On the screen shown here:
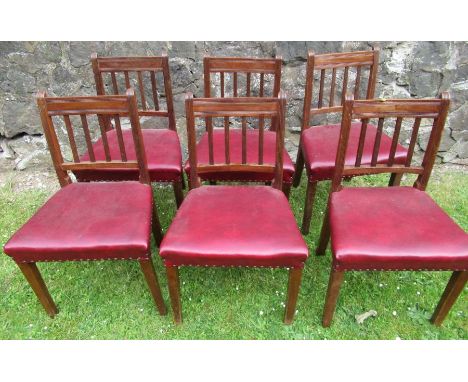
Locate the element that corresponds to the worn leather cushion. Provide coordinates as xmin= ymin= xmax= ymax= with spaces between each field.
xmin=75 ymin=129 xmax=182 ymax=182
xmin=184 ymin=129 xmax=295 ymax=183
xmin=160 ymin=186 xmax=308 ymax=267
xmin=4 ymin=182 xmax=153 ymax=263
xmin=330 ymin=187 xmax=468 ymax=271
xmin=302 ymin=123 xmax=408 ymax=181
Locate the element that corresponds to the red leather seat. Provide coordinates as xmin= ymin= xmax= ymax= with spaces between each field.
xmin=160 ymin=186 xmax=308 ymax=268
xmin=329 ymin=187 xmax=468 ymax=271
xmin=75 ymin=129 xmax=182 ymax=182
xmin=4 ymin=182 xmax=153 ymax=263
xmin=184 ymin=129 xmax=295 ymax=183
xmin=302 ymin=122 xmax=408 ymax=181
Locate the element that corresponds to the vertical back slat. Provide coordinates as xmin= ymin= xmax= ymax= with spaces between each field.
xmin=329 ymin=68 xmax=336 ymax=107
xmin=371 ymin=117 xmax=384 ymax=166
xmin=113 ymin=114 xmax=127 ymax=162
xmin=258 ymin=116 xmax=264 ymax=164
xmin=233 ymin=72 xmax=238 ymax=97
xmin=80 ymin=114 xmax=95 ymax=162
xmin=111 ymin=72 xmax=119 ymax=94
xmin=207 ymin=117 xmax=214 ymax=165
xmin=354 ymin=66 xmax=362 ymax=98
xmin=388 ymin=117 xmax=403 ymax=166
xmin=137 ymin=71 xmax=147 ymax=110
xmin=124 ymin=71 xmax=131 ymax=89
xmin=63 ymin=115 xmax=80 ymax=162
xmin=259 ymin=73 xmax=264 ymax=97
xmin=355 ymin=118 xmax=369 ymax=167
xmin=405 ymin=117 xmax=421 ymax=167
xmin=341 ymin=66 xmax=349 ymax=105
xmin=242 ymin=116 xmax=247 ymax=164
xmin=318 ymin=69 xmax=325 ymax=108
xmin=246 ymin=73 xmax=251 ymax=97
xmin=220 ymin=72 xmax=225 ymax=97
xmin=150 ymin=71 xmax=160 ymax=110
xmin=97 ymin=115 xmax=112 ymax=161
xmin=224 ymin=116 xmax=230 ymax=164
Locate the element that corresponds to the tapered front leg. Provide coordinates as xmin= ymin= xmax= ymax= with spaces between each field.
xmin=284 ymin=267 xmax=303 ymax=324
xmin=17 ymin=262 xmax=58 ymax=318
xmin=430 ymin=271 xmax=468 ymax=326
xmin=166 ymin=265 xmax=182 ymax=324
xmin=316 ymin=205 xmax=330 ymax=256
xmin=322 ymin=269 xmax=345 ymax=327
xmin=139 ymin=258 xmax=167 ymax=315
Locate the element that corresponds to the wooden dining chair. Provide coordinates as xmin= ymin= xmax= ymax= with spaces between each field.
xmin=184 ymin=56 xmax=296 ymax=198
xmin=160 ymin=92 xmax=309 ymax=324
xmin=317 ymin=92 xmax=468 ymax=327
xmin=73 ymin=53 xmax=184 ymax=207
xmin=293 ymin=49 xmax=408 ymax=234
xmin=3 ymin=89 xmax=167 ymax=317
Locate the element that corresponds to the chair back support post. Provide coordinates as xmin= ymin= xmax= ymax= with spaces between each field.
xmin=36 ymin=92 xmax=70 ymax=187
xmin=331 ymin=92 xmax=451 ymax=193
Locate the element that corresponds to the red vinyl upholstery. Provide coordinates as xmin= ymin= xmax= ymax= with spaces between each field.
xmin=4 ymin=182 xmax=153 ymax=263
xmin=75 ymin=129 xmax=182 ymax=182
xmin=184 ymin=129 xmax=295 ymax=183
xmin=329 ymin=187 xmax=468 ymax=271
xmin=160 ymin=186 xmax=308 ymax=268
xmin=302 ymin=122 xmax=408 ymax=181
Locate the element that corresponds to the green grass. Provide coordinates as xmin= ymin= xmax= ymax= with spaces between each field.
xmin=0 ymin=169 xmax=467 ymax=339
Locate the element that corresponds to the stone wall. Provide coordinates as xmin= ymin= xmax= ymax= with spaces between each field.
xmin=0 ymin=41 xmax=466 ymax=171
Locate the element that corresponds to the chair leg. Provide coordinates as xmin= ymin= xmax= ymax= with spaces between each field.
xmin=172 ymin=180 xmax=184 ymax=208
xmin=166 ymin=265 xmax=182 ymax=324
xmin=389 ymin=173 xmax=403 ymax=186
xmin=293 ymin=148 xmax=305 ymax=188
xmin=209 ymin=181 xmax=217 ymax=185
xmin=16 ymin=262 xmax=58 ymax=318
xmin=152 ymin=203 xmax=164 ymax=247
xmin=430 ymin=271 xmax=468 ymax=326
xmin=284 ymin=267 xmax=303 ymax=324
xmin=282 ymin=183 xmax=292 ymax=200
xmin=322 ymin=269 xmax=345 ymax=327
xmin=316 ymin=205 xmax=331 ymax=256
xmin=139 ymin=258 xmax=167 ymax=316
xmin=301 ymin=180 xmax=317 ymax=235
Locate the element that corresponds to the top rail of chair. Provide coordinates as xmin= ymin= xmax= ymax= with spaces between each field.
xmin=91 ymin=54 xmax=167 ymax=72
xmin=204 ymin=56 xmax=282 ymax=73
xmin=311 ymin=50 xmax=378 ymax=69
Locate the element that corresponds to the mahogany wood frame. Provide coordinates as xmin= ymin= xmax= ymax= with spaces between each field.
xmin=165 ymin=92 xmax=302 ymax=325
xmin=293 ymin=49 xmax=387 ymax=234
xmin=91 ymin=53 xmax=184 ymax=207
xmin=317 ymin=93 xmax=466 ymax=327
xmin=202 ymin=56 xmax=292 ymax=197
xmin=25 ymin=89 xmax=167 ymax=317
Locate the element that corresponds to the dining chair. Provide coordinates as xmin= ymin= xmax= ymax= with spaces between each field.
xmin=317 ymin=92 xmax=468 ymax=327
xmin=184 ymin=56 xmax=296 ymax=198
xmin=160 ymin=92 xmax=309 ymax=324
xmin=73 ymin=53 xmax=184 ymax=207
xmin=293 ymin=49 xmax=408 ymax=234
xmin=3 ymin=89 xmax=167 ymax=317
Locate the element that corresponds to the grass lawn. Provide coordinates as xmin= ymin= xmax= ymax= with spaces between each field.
xmin=0 ymin=168 xmax=467 ymax=340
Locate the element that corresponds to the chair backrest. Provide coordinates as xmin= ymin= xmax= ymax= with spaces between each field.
xmin=185 ymin=92 xmax=287 ymax=190
xmin=36 ymin=88 xmax=150 ymax=187
xmin=331 ymin=93 xmax=450 ymax=192
xmin=91 ymin=53 xmax=176 ymax=131
xmin=204 ymin=56 xmax=282 ymax=132
xmin=204 ymin=56 xmax=282 ymax=98
xmin=302 ymin=49 xmax=379 ymax=130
